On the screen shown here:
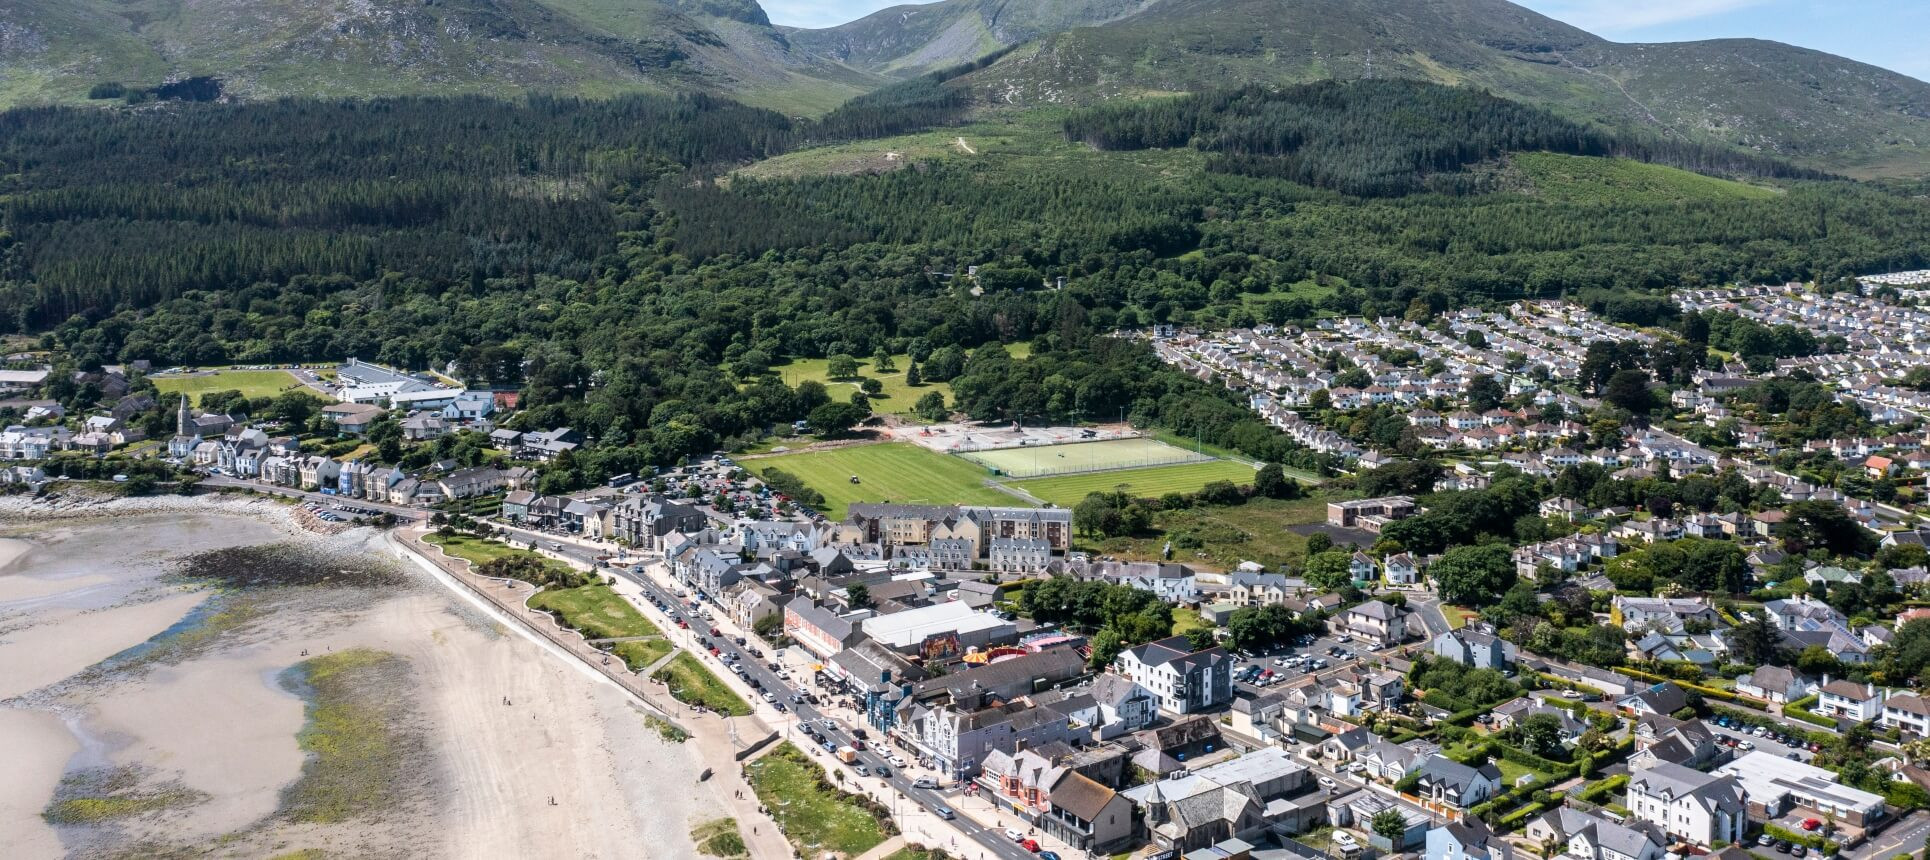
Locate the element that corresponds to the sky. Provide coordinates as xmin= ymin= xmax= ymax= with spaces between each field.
xmin=760 ymin=0 xmax=1929 ymax=83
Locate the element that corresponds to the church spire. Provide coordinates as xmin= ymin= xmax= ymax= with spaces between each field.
xmin=177 ymin=395 xmax=191 ymax=436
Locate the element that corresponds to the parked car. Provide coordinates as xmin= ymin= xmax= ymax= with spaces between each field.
xmin=1004 ymin=829 xmax=1025 ymax=842
xmin=913 ymin=778 xmax=939 ymax=789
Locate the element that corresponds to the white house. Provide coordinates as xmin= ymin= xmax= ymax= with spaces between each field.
xmin=1815 ymin=678 xmax=1884 ymax=722
xmin=1625 ymin=762 xmax=1746 ymax=847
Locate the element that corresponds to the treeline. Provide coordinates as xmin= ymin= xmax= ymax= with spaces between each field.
xmin=1062 ymin=80 xmax=1826 ymax=197
xmin=0 ymin=93 xmax=795 ymax=330
xmin=804 ymin=47 xmax=1015 ymax=143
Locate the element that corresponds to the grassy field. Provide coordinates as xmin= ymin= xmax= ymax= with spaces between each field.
xmin=613 ymin=638 xmax=675 ymax=671
xmin=1011 ymin=459 xmax=1259 ymax=506
xmin=767 ymin=342 xmax=1027 ymax=416
xmin=735 ymin=111 xmax=1202 ymax=181
xmin=652 ymin=653 xmax=752 ymax=716
xmin=753 ymin=443 xmax=1019 ymax=518
xmin=962 ymin=436 xmax=1208 ymax=477
xmin=1085 ymin=495 xmax=1334 ymax=569
xmin=151 ymin=369 xmax=323 ymax=404
xmin=1512 ymin=152 xmax=1781 ymax=204
xmin=747 ymin=743 xmax=892 ymax=857
xmin=527 ymin=585 xmax=660 ymax=641
xmin=423 ymin=533 xmax=577 ymax=579
xmin=1171 ymin=606 xmax=1213 ymax=637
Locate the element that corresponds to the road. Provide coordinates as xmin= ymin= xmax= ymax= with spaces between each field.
xmin=200 ymin=475 xmax=430 ymax=520
xmin=1848 ymin=810 xmax=1930 ymax=860
xmin=491 ymin=525 xmax=1047 ymax=860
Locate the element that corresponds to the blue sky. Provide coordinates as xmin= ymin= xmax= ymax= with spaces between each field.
xmin=761 ymin=0 xmax=1928 ymax=82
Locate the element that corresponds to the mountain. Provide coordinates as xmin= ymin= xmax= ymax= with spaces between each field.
xmin=781 ymin=0 xmax=1161 ymax=77
xmin=0 ymin=0 xmax=883 ymax=113
xmin=799 ymin=0 xmax=1930 ymax=175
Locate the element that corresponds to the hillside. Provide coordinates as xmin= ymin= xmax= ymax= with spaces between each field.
xmin=0 ymin=0 xmax=882 ymax=113
xmin=801 ymin=0 xmax=1930 ymax=175
xmin=782 ymin=0 xmax=1161 ymax=76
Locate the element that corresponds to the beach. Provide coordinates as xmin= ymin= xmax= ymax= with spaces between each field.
xmin=0 ymin=495 xmax=725 ymax=859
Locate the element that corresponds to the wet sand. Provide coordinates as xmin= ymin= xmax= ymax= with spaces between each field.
xmin=0 ymin=496 xmax=719 ymax=859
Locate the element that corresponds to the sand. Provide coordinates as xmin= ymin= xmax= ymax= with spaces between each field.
xmin=0 ymin=497 xmax=724 ymax=859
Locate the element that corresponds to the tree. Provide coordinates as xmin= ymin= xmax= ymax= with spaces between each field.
xmin=1516 ymin=712 xmax=1565 ymax=757
xmin=1796 ymin=644 xmax=1841 ymax=678
xmin=1465 ymin=374 xmax=1504 ymax=412
xmin=872 ymin=348 xmax=896 ymax=373
xmin=1254 ymin=463 xmax=1300 ymax=499
xmin=1605 ymin=369 xmax=1654 ymax=413
xmin=1088 ymin=627 xmax=1125 ymax=670
xmin=905 ymin=363 xmax=922 ymax=386
xmin=845 ymin=583 xmax=873 ymax=609
xmin=1727 ymin=614 xmax=1784 ymax=666
xmin=1430 ymin=544 xmax=1516 ymax=607
xmin=1305 ymin=533 xmax=1334 ymax=556
xmin=914 ymin=390 xmax=948 ymax=422
xmin=752 ymin=613 xmax=783 ymax=638
xmin=1371 ymin=809 xmax=1408 ymax=843
xmin=1227 ymin=604 xmax=1296 ymax=652
xmin=827 ymin=354 xmax=860 ymax=379
xmin=1783 ymin=501 xmax=1875 ymax=557
xmin=1306 ymin=551 xmax=1354 ymax=591
xmin=808 ymin=401 xmax=868 ymax=437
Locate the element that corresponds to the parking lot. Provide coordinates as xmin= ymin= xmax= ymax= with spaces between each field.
xmin=1232 ymin=633 xmax=1369 ymax=691
xmin=1708 ymin=716 xmax=1820 ymax=763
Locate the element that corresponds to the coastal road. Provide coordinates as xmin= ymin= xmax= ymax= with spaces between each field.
xmin=489 ymin=529 xmax=1048 ymax=860
xmin=198 ymin=475 xmax=431 ymax=521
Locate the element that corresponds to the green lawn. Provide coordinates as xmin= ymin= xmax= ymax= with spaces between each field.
xmin=652 ymin=653 xmax=752 ymax=716
xmin=747 ymin=743 xmax=892 ymax=857
xmin=1171 ymin=606 xmax=1213 ymax=636
xmin=753 ymin=442 xmax=1021 ymax=519
xmin=1012 ymin=459 xmax=1260 ymax=506
xmin=1086 ymin=495 xmax=1335 ymax=569
xmin=527 ymin=585 xmax=660 ymax=640
xmin=424 ymin=533 xmax=575 ymax=578
xmin=613 ymin=638 xmax=675 ymax=671
xmin=766 ymin=342 xmax=1027 ymax=416
xmin=152 ymin=369 xmax=326 ymax=404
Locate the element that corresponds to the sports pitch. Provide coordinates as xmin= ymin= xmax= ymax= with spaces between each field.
xmin=1011 ymin=460 xmax=1260 ymax=507
xmin=754 ymin=443 xmax=1017 ymax=518
xmin=959 ymin=437 xmax=1210 ymax=478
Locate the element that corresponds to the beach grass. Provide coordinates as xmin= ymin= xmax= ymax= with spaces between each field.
xmin=693 ymin=818 xmax=749 ymax=858
xmin=152 ymin=369 xmax=324 ymax=405
xmin=754 ymin=443 xmax=1017 ymax=519
xmin=1010 ymin=459 xmax=1259 ymax=506
xmin=651 ymin=653 xmax=752 ymax=716
xmin=747 ymin=743 xmax=892 ymax=857
xmin=613 ymin=637 xmax=674 ymax=670
xmin=528 ymin=585 xmax=660 ymax=641
xmin=281 ymin=648 xmax=417 ymax=824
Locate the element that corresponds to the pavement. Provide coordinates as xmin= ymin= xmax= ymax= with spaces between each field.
xmin=1847 ymin=810 xmax=1930 ymax=860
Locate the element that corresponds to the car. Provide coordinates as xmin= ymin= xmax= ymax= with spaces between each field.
xmin=1758 ymin=836 xmax=1775 ymax=848
xmin=821 ymin=741 xmax=837 ymax=753
xmin=1040 ymin=852 xmax=1061 ymax=860
xmin=1005 ymin=829 xmax=1025 ymax=842
xmin=1560 ymin=690 xmax=1583 ymax=699
xmin=773 ymin=702 xmax=787 ymax=713
xmin=874 ymin=764 xmax=890 ymax=777
xmin=889 ymin=755 xmax=907 ymax=767
xmin=1801 ymin=819 xmax=1823 ymax=832
xmin=762 ymin=692 xmax=776 ymax=702
xmin=1317 ymin=776 xmax=1336 ymax=789
xmin=1333 ymin=833 xmax=1359 ymax=849
xmin=850 ymin=740 xmax=865 ymax=750
xmin=1774 ymin=841 xmax=1791 ymax=854
xmin=1794 ymin=847 xmax=1808 ymax=858
xmin=913 ymin=778 xmax=939 ymax=789
xmin=1739 ymin=741 xmax=1755 ymax=750
xmin=929 ymin=804 xmax=955 ymax=820
xmin=1022 ymin=840 xmax=1041 ymax=854
xmin=1787 ymin=752 xmax=1801 ymax=760
xmin=853 ymin=764 xmax=869 ymax=776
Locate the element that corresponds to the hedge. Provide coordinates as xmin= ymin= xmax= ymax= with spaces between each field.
xmin=1576 ymin=774 xmax=1629 ymax=805
xmin=1762 ymin=823 xmax=1834 ymax=852
xmin=1781 ymin=695 xmax=1840 ymax=728
xmin=1613 ymin=665 xmax=1766 ymax=711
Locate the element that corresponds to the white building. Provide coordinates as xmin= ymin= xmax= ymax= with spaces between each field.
xmin=1625 ymin=762 xmax=1746 ymax=847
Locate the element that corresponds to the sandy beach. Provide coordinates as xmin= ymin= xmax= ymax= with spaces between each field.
xmin=0 ymin=495 xmax=723 ymax=859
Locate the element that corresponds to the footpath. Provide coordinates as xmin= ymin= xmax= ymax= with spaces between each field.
xmin=394 ymin=527 xmax=795 ymax=860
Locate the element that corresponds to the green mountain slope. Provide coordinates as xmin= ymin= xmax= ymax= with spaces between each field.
xmin=782 ymin=0 xmax=1162 ymax=76
xmin=0 ymin=0 xmax=881 ymax=113
xmin=803 ymin=0 xmax=1930 ymax=175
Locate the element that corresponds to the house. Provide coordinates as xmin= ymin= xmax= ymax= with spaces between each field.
xmin=1327 ymin=496 xmax=1418 ymax=532
xmin=1734 ymin=666 xmax=1810 ymax=705
xmin=1617 ymin=682 xmax=1689 ymax=717
xmin=782 ymin=601 xmax=866 ymax=659
xmin=441 ymin=390 xmax=496 ymax=422
xmin=1524 ymin=808 xmax=1666 ymax=860
xmin=400 ymin=411 xmax=451 ymax=441
xmin=1122 ymin=749 xmax=1312 ymax=853
xmin=1431 ymin=629 xmax=1515 ymax=671
xmin=322 ymin=402 xmax=386 ymax=435
xmin=1090 ymin=674 xmax=1159 ymax=737
xmin=1038 ymin=770 xmax=1134 ymax=852
xmin=1383 ymin=552 xmax=1421 ymax=586
xmin=1489 ymin=697 xmax=1584 ymax=744
xmin=1414 ymin=755 xmax=1502 ymax=809
xmin=1804 ymin=565 xmax=1862 ymax=587
xmin=1625 ymin=762 xmax=1746 ymax=847
xmin=1227 ymin=571 xmax=1296 ymax=606
xmin=1425 ymin=819 xmax=1513 ymax=860
xmin=1630 ymin=715 xmax=1719 ymax=771
xmin=1112 ymin=636 xmax=1235 ymax=716
xmin=1328 ymin=599 xmax=1413 ymax=647
xmin=1716 ymin=751 xmax=1887 ymax=828
xmin=1815 ymin=678 xmax=1884 ymax=722
xmin=1881 ymin=693 xmax=1930 ymax=738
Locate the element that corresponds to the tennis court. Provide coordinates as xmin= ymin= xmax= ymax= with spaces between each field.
xmin=959 ymin=437 xmax=1212 ymax=478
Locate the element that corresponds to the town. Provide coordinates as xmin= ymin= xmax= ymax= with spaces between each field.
xmin=9 ymin=278 xmax=1930 ymax=860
